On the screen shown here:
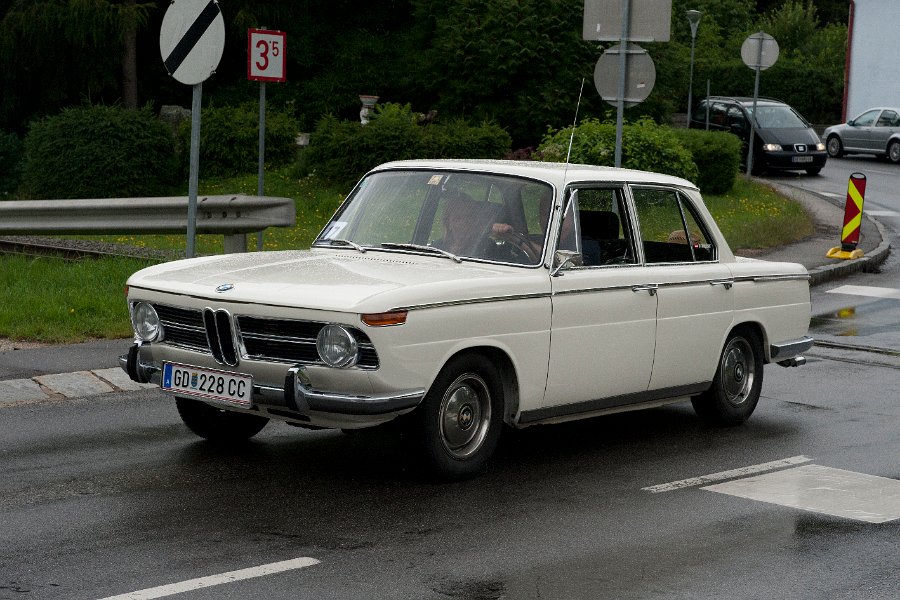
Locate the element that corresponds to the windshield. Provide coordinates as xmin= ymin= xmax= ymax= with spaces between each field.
xmin=315 ymin=169 xmax=554 ymax=266
xmin=748 ymin=104 xmax=808 ymax=129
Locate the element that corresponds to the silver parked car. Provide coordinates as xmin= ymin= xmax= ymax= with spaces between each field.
xmin=823 ymin=108 xmax=900 ymax=163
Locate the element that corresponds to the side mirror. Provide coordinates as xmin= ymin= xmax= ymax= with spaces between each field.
xmin=550 ymin=250 xmax=580 ymax=277
xmin=847 ymin=119 xmax=856 ymax=127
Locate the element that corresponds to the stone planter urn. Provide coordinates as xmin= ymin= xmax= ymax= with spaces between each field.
xmin=359 ymin=95 xmax=379 ymax=125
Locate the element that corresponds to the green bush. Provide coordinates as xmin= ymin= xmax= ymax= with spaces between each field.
xmin=671 ymin=128 xmax=742 ymax=194
xmin=537 ymin=118 xmax=699 ymax=183
xmin=0 ymin=131 xmax=23 ymax=198
xmin=21 ymin=105 xmax=177 ymax=199
xmin=179 ymin=104 xmax=300 ymax=177
xmin=300 ymin=103 xmax=512 ymax=184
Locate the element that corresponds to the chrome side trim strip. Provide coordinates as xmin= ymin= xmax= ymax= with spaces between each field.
xmin=391 ymin=292 xmax=550 ymax=312
xmin=733 ymin=273 xmax=811 ymax=283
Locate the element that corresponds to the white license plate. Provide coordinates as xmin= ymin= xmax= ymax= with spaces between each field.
xmin=792 ymin=156 xmax=813 ymax=163
xmin=162 ymin=362 xmax=253 ymax=406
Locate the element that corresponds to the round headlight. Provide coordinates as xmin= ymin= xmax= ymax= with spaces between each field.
xmin=132 ymin=302 xmax=163 ymax=342
xmin=316 ymin=324 xmax=359 ymax=368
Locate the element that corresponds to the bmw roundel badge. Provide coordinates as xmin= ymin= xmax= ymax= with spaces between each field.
xmin=215 ymin=283 xmax=234 ymax=293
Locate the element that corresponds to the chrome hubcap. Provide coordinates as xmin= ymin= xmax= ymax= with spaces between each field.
xmin=722 ymin=337 xmax=755 ymax=406
xmin=439 ymin=373 xmax=491 ymax=459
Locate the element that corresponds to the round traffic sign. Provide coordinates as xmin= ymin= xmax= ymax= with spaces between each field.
xmin=593 ymin=43 xmax=656 ymax=108
xmin=741 ymin=31 xmax=779 ymax=71
xmin=160 ymin=0 xmax=225 ymax=85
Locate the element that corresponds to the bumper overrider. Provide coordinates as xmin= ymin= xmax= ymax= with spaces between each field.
xmin=120 ymin=343 xmax=425 ymax=417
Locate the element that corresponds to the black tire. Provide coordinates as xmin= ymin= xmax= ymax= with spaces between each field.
xmin=176 ymin=397 xmax=269 ymax=442
xmin=806 ymin=167 xmax=821 ymax=175
xmin=691 ymin=329 xmax=764 ymax=426
xmin=888 ymin=140 xmax=900 ymax=164
xmin=412 ymin=354 xmax=504 ymax=480
xmin=826 ymin=135 xmax=843 ymax=158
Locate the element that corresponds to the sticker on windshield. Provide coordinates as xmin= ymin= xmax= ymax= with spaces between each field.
xmin=427 ymin=175 xmax=444 ymax=186
xmin=321 ymin=221 xmax=348 ymax=240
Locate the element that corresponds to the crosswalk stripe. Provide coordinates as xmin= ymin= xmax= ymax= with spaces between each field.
xmin=827 ymin=285 xmax=900 ymax=300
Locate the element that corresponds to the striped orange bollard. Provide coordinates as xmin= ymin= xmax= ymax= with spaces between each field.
xmin=826 ymin=172 xmax=866 ymax=260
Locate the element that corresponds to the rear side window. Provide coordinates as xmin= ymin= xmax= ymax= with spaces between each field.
xmin=631 ymin=187 xmax=716 ymax=263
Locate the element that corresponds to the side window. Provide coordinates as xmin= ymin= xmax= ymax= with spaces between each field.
xmin=631 ymin=187 xmax=716 ymax=264
xmin=853 ymin=110 xmax=879 ymax=127
xmin=559 ymin=187 xmax=636 ymax=267
xmin=709 ymin=102 xmax=728 ymax=127
xmin=877 ymin=110 xmax=898 ymax=127
xmin=726 ymin=106 xmax=746 ymax=130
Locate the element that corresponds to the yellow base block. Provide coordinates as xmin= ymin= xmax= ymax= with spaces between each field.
xmin=826 ymin=247 xmax=865 ymax=260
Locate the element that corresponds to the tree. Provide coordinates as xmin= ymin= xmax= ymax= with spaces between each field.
xmin=0 ymin=0 xmax=154 ymax=130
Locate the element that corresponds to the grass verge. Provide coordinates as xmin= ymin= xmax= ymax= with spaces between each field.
xmin=0 ymin=171 xmax=813 ymax=343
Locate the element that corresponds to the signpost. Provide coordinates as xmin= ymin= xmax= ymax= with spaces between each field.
xmin=741 ymin=31 xmax=779 ymax=176
xmin=583 ymin=0 xmax=670 ymax=167
xmin=160 ymin=0 xmax=225 ymax=258
xmin=248 ymin=28 xmax=287 ymax=250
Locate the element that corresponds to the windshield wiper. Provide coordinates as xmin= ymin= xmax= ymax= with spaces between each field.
xmin=379 ymin=242 xmax=462 ymax=263
xmin=319 ymin=238 xmax=367 ymax=253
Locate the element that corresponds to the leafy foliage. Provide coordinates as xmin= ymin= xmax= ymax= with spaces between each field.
xmin=671 ymin=128 xmax=742 ymax=194
xmin=178 ymin=103 xmax=300 ymax=177
xmin=21 ymin=105 xmax=177 ymax=199
xmin=0 ymin=130 xmax=23 ymax=198
xmin=300 ymin=103 xmax=512 ymax=185
xmin=537 ymin=118 xmax=699 ymax=183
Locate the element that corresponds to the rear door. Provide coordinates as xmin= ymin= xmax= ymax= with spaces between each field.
xmin=629 ymin=186 xmax=734 ymax=392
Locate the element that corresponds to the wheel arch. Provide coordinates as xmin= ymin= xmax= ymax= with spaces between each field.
xmin=728 ymin=320 xmax=768 ymax=362
xmin=435 ymin=346 xmax=520 ymax=427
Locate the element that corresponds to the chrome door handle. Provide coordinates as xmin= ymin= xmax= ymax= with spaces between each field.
xmin=632 ymin=284 xmax=658 ymax=296
xmin=709 ymin=279 xmax=734 ymax=290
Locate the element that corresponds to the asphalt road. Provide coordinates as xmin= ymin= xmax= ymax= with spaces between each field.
xmin=2 ymin=157 xmax=900 ymax=600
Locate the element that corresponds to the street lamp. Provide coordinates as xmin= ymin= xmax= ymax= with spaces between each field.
xmin=686 ymin=10 xmax=702 ymax=122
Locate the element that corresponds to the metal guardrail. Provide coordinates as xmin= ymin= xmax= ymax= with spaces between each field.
xmin=0 ymin=195 xmax=296 ymax=253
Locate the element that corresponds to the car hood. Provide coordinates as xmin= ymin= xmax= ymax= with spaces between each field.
xmin=759 ymin=127 xmax=821 ymax=147
xmin=126 ymin=249 xmax=547 ymax=313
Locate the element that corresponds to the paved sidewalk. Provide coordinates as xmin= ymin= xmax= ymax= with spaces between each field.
xmin=0 ymin=182 xmax=891 ymax=402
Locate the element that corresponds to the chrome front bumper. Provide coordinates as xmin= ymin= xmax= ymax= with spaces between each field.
xmin=119 ymin=344 xmax=425 ymax=416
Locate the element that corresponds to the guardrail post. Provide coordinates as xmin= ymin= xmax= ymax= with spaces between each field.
xmin=223 ymin=233 xmax=248 ymax=253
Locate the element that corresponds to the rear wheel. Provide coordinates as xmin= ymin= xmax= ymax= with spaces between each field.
xmin=826 ymin=135 xmax=843 ymax=158
xmin=176 ymin=398 xmax=269 ymax=442
xmin=691 ymin=329 xmax=764 ymax=426
xmin=888 ymin=140 xmax=900 ymax=164
xmin=412 ymin=354 xmax=504 ymax=480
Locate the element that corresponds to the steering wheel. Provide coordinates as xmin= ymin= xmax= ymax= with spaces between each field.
xmin=492 ymin=230 xmax=539 ymax=264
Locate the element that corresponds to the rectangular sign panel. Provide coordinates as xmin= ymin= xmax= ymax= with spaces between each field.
xmin=248 ymin=28 xmax=286 ymax=82
xmin=583 ymin=0 xmax=672 ymax=42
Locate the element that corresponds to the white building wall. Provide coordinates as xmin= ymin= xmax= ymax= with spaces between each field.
xmin=846 ymin=0 xmax=900 ymax=119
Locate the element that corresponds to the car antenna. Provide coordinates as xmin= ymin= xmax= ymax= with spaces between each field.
xmin=565 ymin=78 xmax=586 ymax=169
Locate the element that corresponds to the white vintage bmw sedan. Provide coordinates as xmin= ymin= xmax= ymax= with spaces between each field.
xmin=122 ymin=159 xmax=812 ymax=479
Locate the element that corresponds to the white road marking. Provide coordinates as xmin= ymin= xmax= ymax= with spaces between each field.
xmin=826 ymin=284 xmax=900 ymax=300
xmin=96 ymin=557 xmax=320 ymax=600
xmin=704 ymin=464 xmax=900 ymax=524
xmin=865 ymin=210 xmax=900 ymax=217
xmin=642 ymin=455 xmax=811 ymax=493
xmin=819 ymin=191 xmax=842 ymax=198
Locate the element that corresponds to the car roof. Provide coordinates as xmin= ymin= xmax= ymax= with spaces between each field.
xmin=372 ymin=159 xmax=698 ymax=191
xmin=704 ymin=96 xmax=787 ymax=107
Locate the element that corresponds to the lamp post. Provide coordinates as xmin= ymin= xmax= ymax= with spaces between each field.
xmin=686 ymin=10 xmax=702 ymax=121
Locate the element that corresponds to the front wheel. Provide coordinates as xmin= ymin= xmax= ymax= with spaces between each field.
xmin=888 ymin=140 xmax=900 ymax=164
xmin=176 ymin=398 xmax=269 ymax=442
xmin=691 ymin=329 xmax=764 ymax=426
xmin=826 ymin=135 xmax=843 ymax=158
xmin=412 ymin=354 xmax=504 ymax=480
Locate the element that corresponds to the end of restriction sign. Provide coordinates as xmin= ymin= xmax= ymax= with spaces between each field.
xmin=248 ymin=29 xmax=286 ymax=82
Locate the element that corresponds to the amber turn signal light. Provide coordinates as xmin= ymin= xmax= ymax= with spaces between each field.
xmin=361 ymin=311 xmax=408 ymax=326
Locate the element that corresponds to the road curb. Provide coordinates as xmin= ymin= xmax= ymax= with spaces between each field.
xmin=761 ymin=179 xmax=892 ymax=287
